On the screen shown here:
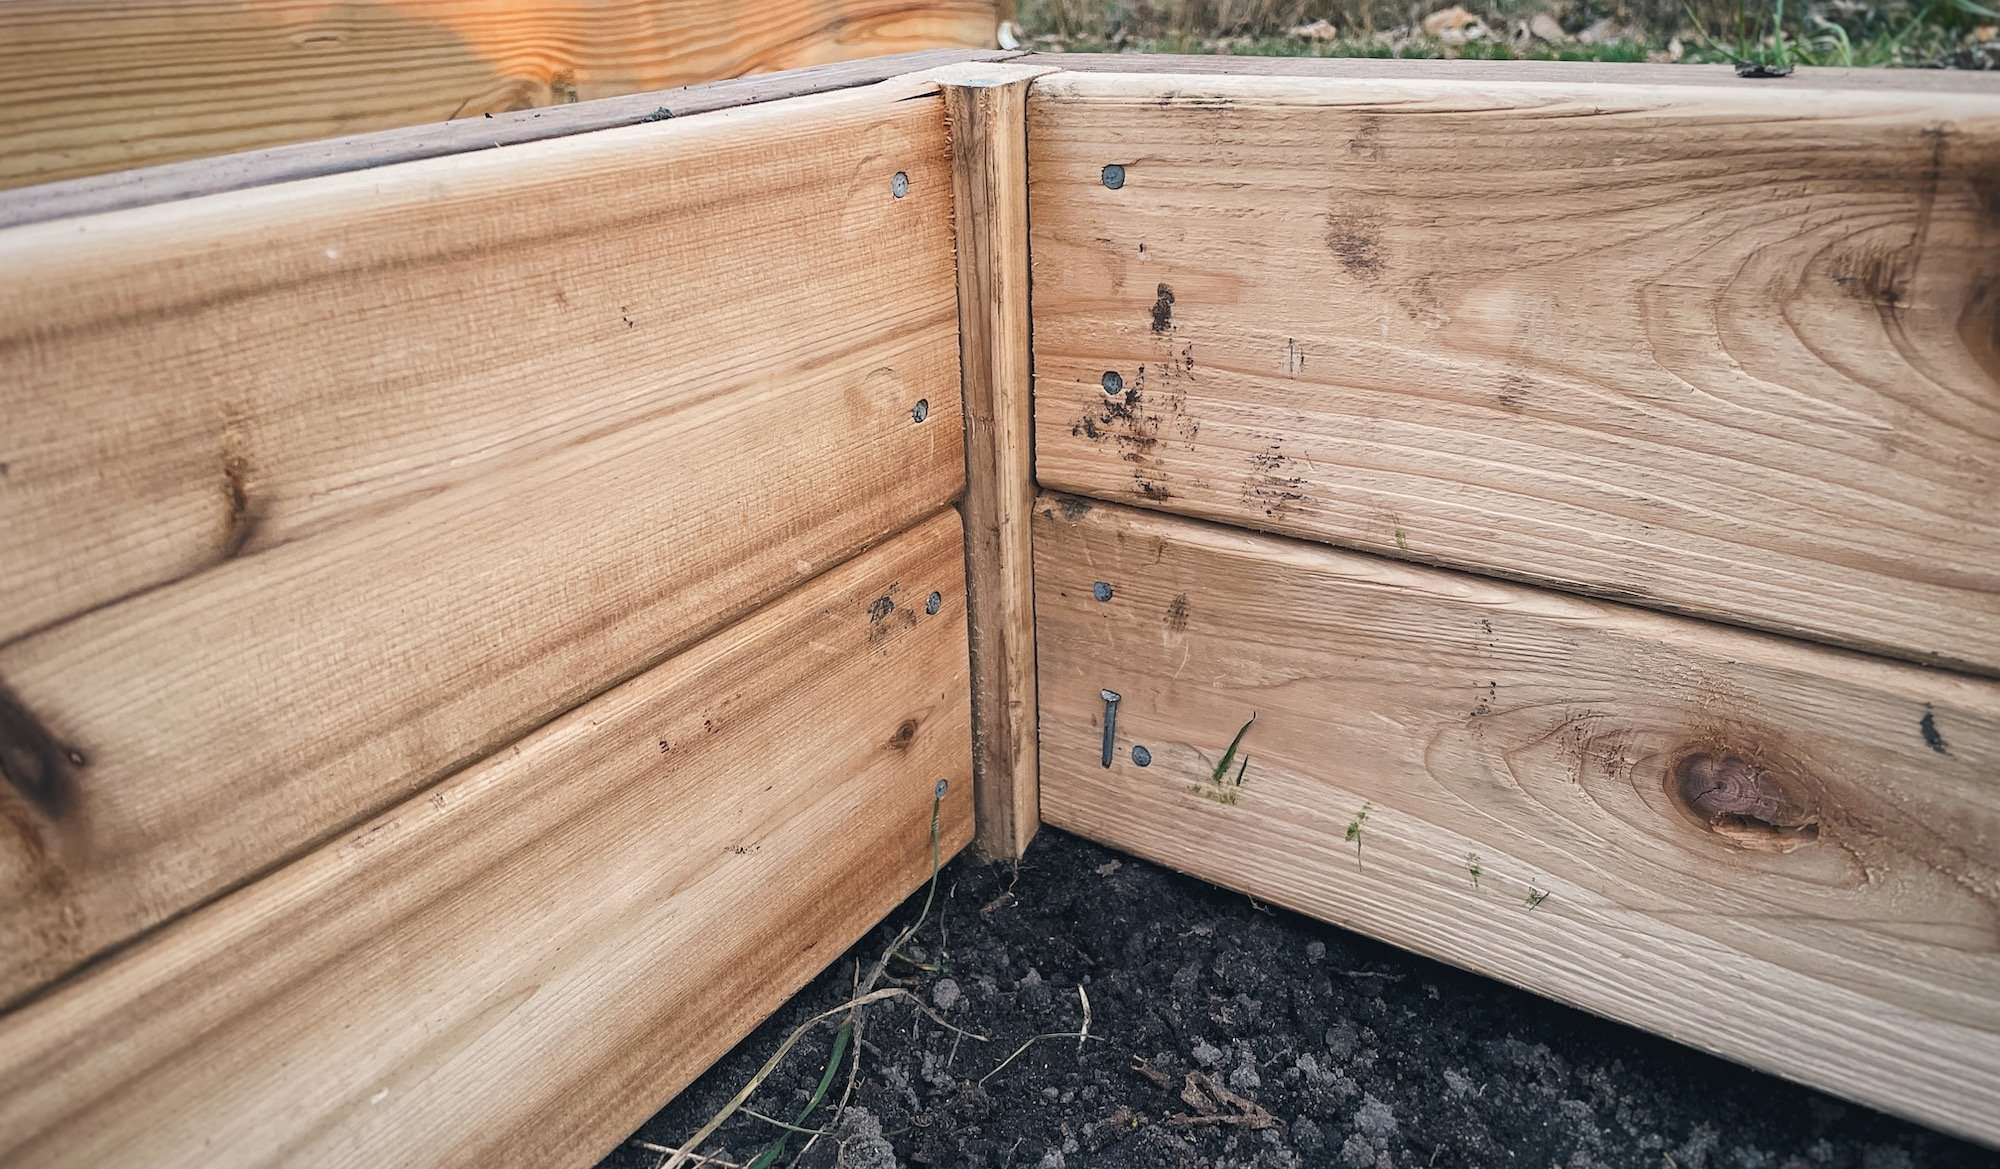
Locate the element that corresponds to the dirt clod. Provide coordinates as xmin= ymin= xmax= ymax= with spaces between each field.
xmin=836 ymin=1107 xmax=898 ymax=1169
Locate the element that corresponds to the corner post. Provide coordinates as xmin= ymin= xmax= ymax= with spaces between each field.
xmin=936 ymin=63 xmax=1056 ymax=860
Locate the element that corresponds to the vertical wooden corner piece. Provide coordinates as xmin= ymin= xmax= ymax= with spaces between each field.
xmin=940 ymin=67 xmax=1052 ymax=861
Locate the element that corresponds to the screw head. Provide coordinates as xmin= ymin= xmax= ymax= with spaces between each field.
xmin=925 ymin=591 xmax=943 ymax=615
xmin=1101 ymin=164 xmax=1126 ymax=190
xmin=1100 ymin=370 xmax=1124 ymax=396
xmin=1132 ymin=745 xmax=1152 ymax=767
xmin=1091 ymin=581 xmax=1113 ymax=603
xmin=891 ymin=171 xmax=910 ymax=198
xmin=911 ymin=398 xmax=929 ymax=423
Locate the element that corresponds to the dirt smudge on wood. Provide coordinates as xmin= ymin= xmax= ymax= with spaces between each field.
xmin=217 ymin=411 xmax=258 ymax=560
xmin=1070 ymin=366 xmax=1189 ymax=503
xmin=1325 ymin=210 xmax=1385 ymax=280
xmin=1348 ymin=114 xmax=1385 ymax=162
xmin=1921 ymin=705 xmax=1950 ymax=755
xmin=1242 ymin=443 xmax=1309 ymax=520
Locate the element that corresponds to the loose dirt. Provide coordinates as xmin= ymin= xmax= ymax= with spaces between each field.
xmin=600 ymin=829 xmax=1998 ymax=1169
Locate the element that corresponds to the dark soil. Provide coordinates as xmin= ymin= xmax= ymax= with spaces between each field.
xmin=600 ymin=829 xmax=1999 ymax=1169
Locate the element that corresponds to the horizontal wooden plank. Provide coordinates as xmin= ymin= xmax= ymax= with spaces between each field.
xmin=1016 ymin=52 xmax=2000 ymax=93
xmin=0 ymin=79 xmax=963 ymax=1004
xmin=0 ymin=48 xmax=1016 ymax=231
xmin=0 ymin=508 xmax=974 ymax=1169
xmin=0 ymin=74 xmax=956 ymax=646
xmin=1028 ymin=69 xmax=2000 ymax=675
xmin=0 ymin=0 xmax=996 ymax=190
xmin=1033 ymin=495 xmax=2000 ymax=1145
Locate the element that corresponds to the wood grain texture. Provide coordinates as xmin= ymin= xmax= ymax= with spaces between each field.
xmin=0 ymin=509 xmax=974 ymax=1169
xmin=0 ymin=79 xmax=963 ymax=1005
xmin=940 ymin=62 xmax=1057 ymax=859
xmin=0 ymin=48 xmax=1016 ymax=231
xmin=1028 ymin=70 xmax=2000 ymax=675
xmin=1033 ymin=495 xmax=2000 ymax=1144
xmin=1017 ymin=51 xmax=2000 ymax=92
xmin=0 ymin=0 xmax=997 ymax=189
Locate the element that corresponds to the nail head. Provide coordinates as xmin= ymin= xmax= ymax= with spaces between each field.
xmin=1100 ymin=370 xmax=1124 ymax=395
xmin=925 ymin=591 xmax=943 ymax=615
xmin=1092 ymin=581 xmax=1113 ymax=603
xmin=1132 ymin=745 xmax=1152 ymax=767
xmin=891 ymin=171 xmax=910 ymax=198
xmin=1101 ymin=164 xmax=1126 ymax=190
xmin=934 ymin=778 xmax=949 ymax=798
xmin=912 ymin=398 xmax=929 ymax=423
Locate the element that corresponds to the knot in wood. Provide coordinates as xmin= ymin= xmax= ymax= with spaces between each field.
xmin=1671 ymin=751 xmax=1820 ymax=852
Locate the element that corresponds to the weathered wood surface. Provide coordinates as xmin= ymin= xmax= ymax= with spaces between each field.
xmin=1028 ymin=69 xmax=2000 ymax=675
xmin=941 ymin=62 xmax=1056 ymax=859
xmin=1033 ymin=495 xmax=2000 ymax=1145
xmin=0 ymin=510 xmax=974 ymax=1169
xmin=1017 ymin=51 xmax=2000 ymax=91
xmin=0 ymin=79 xmax=963 ymax=1005
xmin=0 ymin=0 xmax=997 ymax=189
xmin=0 ymin=48 xmax=1015 ymax=231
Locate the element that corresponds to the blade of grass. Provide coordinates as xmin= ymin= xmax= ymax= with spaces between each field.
xmin=790 ymin=788 xmax=955 ymax=1167
xmin=664 ymin=989 xmax=904 ymax=1169
xmin=1684 ymin=0 xmax=1749 ymax=64
xmin=1211 ymin=714 xmax=1257 ymax=785
xmin=737 ymin=1108 xmax=828 ymax=1138
xmin=635 ymin=1141 xmax=742 ymax=1168
xmin=744 ymin=1023 xmax=850 ymax=1169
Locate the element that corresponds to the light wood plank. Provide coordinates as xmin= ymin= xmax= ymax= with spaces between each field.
xmin=0 ymin=509 xmax=973 ymax=1169
xmin=0 ymin=0 xmax=997 ymax=189
xmin=1034 ymin=495 xmax=2000 ymax=1145
xmin=0 ymin=79 xmax=963 ymax=1004
xmin=0 ymin=48 xmax=1017 ymax=231
xmin=1017 ymin=52 xmax=2000 ymax=92
xmin=1028 ymin=69 xmax=2000 ymax=675
xmin=940 ymin=61 xmax=1057 ymax=859
xmin=0 ymin=75 xmax=955 ymax=646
